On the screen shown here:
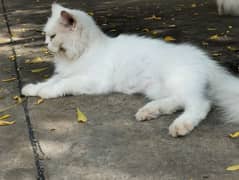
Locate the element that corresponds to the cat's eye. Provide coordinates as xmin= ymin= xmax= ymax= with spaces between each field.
xmin=50 ymin=34 xmax=56 ymax=40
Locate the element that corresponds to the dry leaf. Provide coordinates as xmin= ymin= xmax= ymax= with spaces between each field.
xmin=8 ymin=55 xmax=16 ymax=61
xmin=25 ymin=57 xmax=45 ymax=64
xmin=168 ymin=24 xmax=176 ymax=28
xmin=209 ymin=34 xmax=219 ymax=40
xmin=0 ymin=120 xmax=15 ymax=126
xmin=229 ymin=131 xmax=239 ymax=138
xmin=151 ymin=30 xmax=160 ymax=36
xmin=76 ymin=107 xmax=87 ymax=123
xmin=88 ymin=12 xmax=94 ymax=16
xmin=142 ymin=28 xmax=150 ymax=32
xmin=227 ymin=46 xmax=239 ymax=52
xmin=0 ymin=114 xmax=10 ymax=120
xmin=34 ymin=98 xmax=44 ymax=105
xmin=164 ymin=36 xmax=176 ymax=42
xmin=191 ymin=3 xmax=197 ymax=8
xmin=226 ymin=165 xmax=239 ymax=171
xmin=212 ymin=52 xmax=222 ymax=57
xmin=1 ymin=77 xmax=16 ymax=82
xmin=144 ymin=15 xmax=161 ymax=20
xmin=207 ymin=27 xmax=217 ymax=31
xmin=31 ymin=67 xmax=48 ymax=73
xmin=13 ymin=96 xmax=22 ymax=103
xmin=202 ymin=41 xmax=208 ymax=46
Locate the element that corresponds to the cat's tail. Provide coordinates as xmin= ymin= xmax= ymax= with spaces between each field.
xmin=209 ymin=64 xmax=239 ymax=123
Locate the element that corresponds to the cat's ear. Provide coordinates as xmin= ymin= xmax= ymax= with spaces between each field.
xmin=60 ymin=10 xmax=76 ymax=30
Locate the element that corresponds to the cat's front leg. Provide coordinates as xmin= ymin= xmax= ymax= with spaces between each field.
xmin=37 ymin=76 xmax=109 ymax=99
xmin=21 ymin=75 xmax=61 ymax=97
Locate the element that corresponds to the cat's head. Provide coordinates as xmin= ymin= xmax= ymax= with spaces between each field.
xmin=43 ymin=3 xmax=102 ymax=60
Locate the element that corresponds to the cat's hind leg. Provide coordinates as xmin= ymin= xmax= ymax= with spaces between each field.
xmin=135 ymin=96 xmax=182 ymax=121
xmin=169 ymin=95 xmax=211 ymax=137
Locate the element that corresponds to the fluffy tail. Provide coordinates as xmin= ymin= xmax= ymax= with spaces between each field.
xmin=209 ymin=64 xmax=239 ymax=123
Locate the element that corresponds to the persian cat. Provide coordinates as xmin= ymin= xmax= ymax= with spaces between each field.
xmin=22 ymin=3 xmax=239 ymax=137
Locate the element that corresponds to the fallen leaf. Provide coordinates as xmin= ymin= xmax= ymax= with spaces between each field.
xmin=191 ymin=3 xmax=197 ymax=8
xmin=34 ymin=98 xmax=44 ymax=105
xmin=41 ymin=48 xmax=50 ymax=55
xmin=1 ymin=77 xmax=16 ymax=82
xmin=202 ymin=41 xmax=208 ymax=46
xmin=212 ymin=52 xmax=222 ymax=57
xmin=8 ymin=55 xmax=16 ymax=61
xmin=31 ymin=67 xmax=48 ymax=73
xmin=88 ymin=12 xmax=94 ymax=16
xmin=164 ymin=36 xmax=176 ymax=42
xmin=151 ymin=30 xmax=160 ymax=36
xmin=0 ymin=114 xmax=11 ymax=120
xmin=229 ymin=131 xmax=239 ymax=138
xmin=110 ymin=29 xmax=117 ymax=32
xmin=13 ymin=95 xmax=22 ymax=103
xmin=25 ymin=57 xmax=45 ymax=64
xmin=76 ymin=107 xmax=87 ymax=123
xmin=207 ymin=27 xmax=217 ymax=31
xmin=227 ymin=46 xmax=239 ymax=52
xmin=0 ymin=120 xmax=15 ymax=126
xmin=209 ymin=34 xmax=219 ymax=40
xmin=168 ymin=24 xmax=176 ymax=28
xmin=226 ymin=165 xmax=239 ymax=171
xmin=142 ymin=28 xmax=150 ymax=32
xmin=144 ymin=15 xmax=161 ymax=20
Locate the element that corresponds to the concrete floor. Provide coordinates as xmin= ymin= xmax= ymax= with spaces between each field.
xmin=0 ymin=0 xmax=239 ymax=179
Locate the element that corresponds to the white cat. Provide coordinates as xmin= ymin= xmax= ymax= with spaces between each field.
xmin=216 ymin=0 xmax=239 ymax=16
xmin=22 ymin=3 xmax=239 ymax=137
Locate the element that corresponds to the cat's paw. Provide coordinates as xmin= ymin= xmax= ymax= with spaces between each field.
xmin=135 ymin=106 xmax=160 ymax=121
xmin=169 ymin=119 xmax=194 ymax=137
xmin=21 ymin=84 xmax=40 ymax=97
xmin=38 ymin=87 xmax=61 ymax=99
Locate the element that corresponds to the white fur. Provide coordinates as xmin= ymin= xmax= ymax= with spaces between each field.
xmin=216 ymin=0 xmax=239 ymax=16
xmin=22 ymin=4 xmax=239 ymax=137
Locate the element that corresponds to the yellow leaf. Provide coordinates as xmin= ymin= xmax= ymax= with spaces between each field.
xmin=209 ymin=34 xmax=219 ymax=40
xmin=76 ymin=107 xmax=87 ymax=123
xmin=0 ymin=120 xmax=15 ymax=126
xmin=0 ymin=114 xmax=10 ymax=120
xmin=25 ymin=57 xmax=45 ymax=64
xmin=227 ymin=46 xmax=239 ymax=52
xmin=31 ymin=67 xmax=48 ymax=73
xmin=1 ymin=77 xmax=16 ymax=82
xmin=207 ymin=27 xmax=217 ymax=31
xmin=88 ymin=12 xmax=94 ymax=16
xmin=34 ymin=98 xmax=44 ymax=105
xmin=151 ymin=30 xmax=160 ymax=36
xmin=229 ymin=131 xmax=239 ymax=138
xmin=8 ymin=55 xmax=16 ymax=61
xmin=142 ymin=28 xmax=150 ymax=32
xmin=202 ymin=41 xmax=208 ymax=46
xmin=164 ymin=36 xmax=176 ymax=42
xmin=212 ymin=52 xmax=222 ymax=57
xmin=226 ymin=165 xmax=239 ymax=171
xmin=191 ymin=3 xmax=197 ymax=8
xmin=13 ymin=95 xmax=22 ymax=103
xmin=144 ymin=15 xmax=161 ymax=20
xmin=168 ymin=24 xmax=176 ymax=28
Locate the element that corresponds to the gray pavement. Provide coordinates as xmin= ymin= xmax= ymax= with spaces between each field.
xmin=1 ymin=0 xmax=239 ymax=180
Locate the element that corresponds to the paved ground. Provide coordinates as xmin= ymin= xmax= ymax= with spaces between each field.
xmin=0 ymin=0 xmax=239 ymax=179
